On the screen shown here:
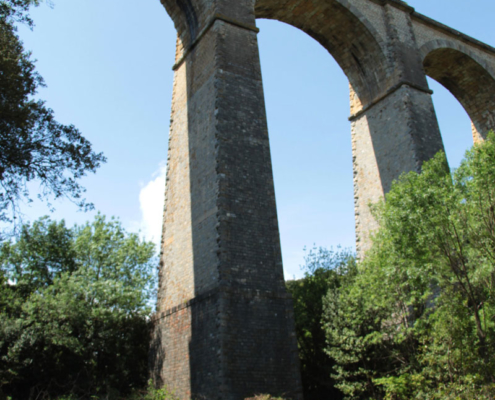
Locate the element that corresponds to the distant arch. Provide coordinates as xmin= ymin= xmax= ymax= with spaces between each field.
xmin=420 ymin=39 xmax=495 ymax=142
xmin=255 ymin=0 xmax=390 ymax=106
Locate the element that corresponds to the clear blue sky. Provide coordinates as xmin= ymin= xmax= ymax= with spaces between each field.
xmin=14 ymin=0 xmax=495 ymax=279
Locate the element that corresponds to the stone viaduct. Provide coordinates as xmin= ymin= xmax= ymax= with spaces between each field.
xmin=150 ymin=0 xmax=495 ymax=399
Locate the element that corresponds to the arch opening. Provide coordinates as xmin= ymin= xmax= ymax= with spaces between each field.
xmin=423 ymin=47 xmax=495 ymax=143
xmin=427 ymin=78 xmax=474 ymax=169
xmin=256 ymin=19 xmax=355 ymax=279
xmin=255 ymin=0 xmax=389 ymax=107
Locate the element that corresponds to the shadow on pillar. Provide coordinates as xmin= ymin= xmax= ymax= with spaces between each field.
xmin=183 ymin=19 xmax=303 ymax=400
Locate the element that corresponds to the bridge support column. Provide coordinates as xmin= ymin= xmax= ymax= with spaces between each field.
xmin=350 ymin=83 xmax=444 ymax=255
xmin=150 ymin=6 xmax=302 ymax=400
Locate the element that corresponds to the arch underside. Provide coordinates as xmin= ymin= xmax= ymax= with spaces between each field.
xmin=424 ymin=47 xmax=495 ymax=141
xmin=255 ymin=0 xmax=389 ymax=106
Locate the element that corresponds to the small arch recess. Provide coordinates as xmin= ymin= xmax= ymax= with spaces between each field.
xmin=421 ymin=40 xmax=495 ymax=142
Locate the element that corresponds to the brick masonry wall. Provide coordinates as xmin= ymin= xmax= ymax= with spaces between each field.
xmin=151 ymin=1 xmax=303 ymax=398
xmin=151 ymin=287 xmax=301 ymax=400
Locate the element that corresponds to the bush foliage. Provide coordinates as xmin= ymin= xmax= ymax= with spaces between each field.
xmin=323 ymin=133 xmax=495 ymax=399
xmin=0 ymin=215 xmax=156 ymax=399
xmin=286 ymin=247 xmax=354 ymax=400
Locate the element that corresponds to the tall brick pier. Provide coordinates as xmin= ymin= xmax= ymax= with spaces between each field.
xmin=150 ymin=0 xmax=495 ymax=399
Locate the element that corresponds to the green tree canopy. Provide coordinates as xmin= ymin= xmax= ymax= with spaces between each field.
xmin=0 ymin=0 xmax=105 ymax=229
xmin=324 ymin=134 xmax=495 ymax=399
xmin=0 ymin=215 xmax=156 ymax=400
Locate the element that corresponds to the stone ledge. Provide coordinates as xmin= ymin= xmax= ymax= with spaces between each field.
xmin=349 ymin=81 xmax=433 ymax=121
xmin=172 ymin=13 xmax=259 ymax=71
xmin=154 ymin=286 xmax=293 ymax=321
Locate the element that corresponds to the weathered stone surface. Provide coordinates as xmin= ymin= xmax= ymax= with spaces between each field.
xmin=151 ymin=0 xmax=495 ymax=398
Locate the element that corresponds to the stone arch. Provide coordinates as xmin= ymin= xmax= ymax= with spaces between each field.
xmin=159 ymin=0 xmax=199 ymax=46
xmin=420 ymin=39 xmax=495 ymax=142
xmin=255 ymin=0 xmax=390 ymax=106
